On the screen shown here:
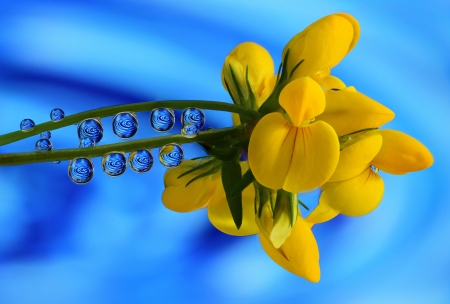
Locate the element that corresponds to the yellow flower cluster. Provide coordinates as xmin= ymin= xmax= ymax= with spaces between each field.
xmin=162 ymin=13 xmax=433 ymax=282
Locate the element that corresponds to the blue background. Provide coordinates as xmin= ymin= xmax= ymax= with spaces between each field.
xmin=0 ymin=0 xmax=449 ymax=303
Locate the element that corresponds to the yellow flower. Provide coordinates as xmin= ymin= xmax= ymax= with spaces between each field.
xmin=162 ymin=160 xmax=258 ymax=236
xmin=248 ymin=77 xmax=340 ymax=193
xmin=283 ymin=13 xmax=360 ymax=80
xmin=307 ymin=130 xmax=434 ymax=222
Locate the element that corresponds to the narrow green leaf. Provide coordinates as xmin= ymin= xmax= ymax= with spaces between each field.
xmin=222 ymin=159 xmax=243 ymax=229
xmin=289 ymin=59 xmax=304 ymax=79
xmin=275 ymin=62 xmax=283 ymax=85
xmin=224 ymin=79 xmax=239 ymax=105
xmin=274 ymin=189 xmax=297 ymax=227
xmin=177 ymin=158 xmax=219 ymax=179
xmin=231 ymin=168 xmax=254 ymax=198
xmin=185 ymin=164 xmax=221 ymax=187
xmin=245 ymin=66 xmax=256 ymax=110
xmin=298 ymin=199 xmax=309 ymax=211
xmin=229 ymin=64 xmax=245 ymax=102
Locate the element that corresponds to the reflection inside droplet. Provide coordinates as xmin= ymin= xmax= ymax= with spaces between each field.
xmin=150 ymin=108 xmax=175 ymax=132
xmin=68 ymin=158 xmax=94 ymax=184
xmin=181 ymin=107 xmax=205 ymax=129
xmin=35 ymin=139 xmax=53 ymax=152
xmin=40 ymin=130 xmax=51 ymax=139
xmin=112 ymin=112 xmax=138 ymax=139
xmin=181 ymin=123 xmax=199 ymax=138
xmin=159 ymin=143 xmax=184 ymax=168
xmin=20 ymin=119 xmax=35 ymax=131
xmin=50 ymin=108 xmax=65 ymax=121
xmin=102 ymin=152 xmax=127 ymax=177
xmin=77 ymin=118 xmax=103 ymax=143
xmin=129 ymin=150 xmax=153 ymax=173
xmin=79 ymin=137 xmax=96 ymax=148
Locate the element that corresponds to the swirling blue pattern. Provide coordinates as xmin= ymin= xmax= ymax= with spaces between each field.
xmin=19 ymin=118 xmax=34 ymax=131
xmin=112 ymin=112 xmax=138 ymax=139
xmin=40 ymin=130 xmax=51 ymax=139
xmin=150 ymin=108 xmax=175 ymax=132
xmin=102 ymin=152 xmax=127 ymax=177
xmin=181 ymin=123 xmax=199 ymax=138
xmin=182 ymin=107 xmax=205 ymax=129
xmin=34 ymin=138 xmax=53 ymax=152
xmin=159 ymin=144 xmax=184 ymax=168
xmin=79 ymin=137 xmax=95 ymax=148
xmin=129 ymin=150 xmax=153 ymax=173
xmin=50 ymin=108 xmax=65 ymax=121
xmin=77 ymin=118 xmax=103 ymax=143
xmin=68 ymin=158 xmax=94 ymax=184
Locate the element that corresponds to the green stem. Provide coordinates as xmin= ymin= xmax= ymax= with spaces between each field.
xmin=0 ymin=125 xmax=249 ymax=166
xmin=0 ymin=100 xmax=260 ymax=147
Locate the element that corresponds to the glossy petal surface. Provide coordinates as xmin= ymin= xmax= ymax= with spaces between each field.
xmin=260 ymin=217 xmax=320 ymax=282
xmin=321 ymin=167 xmax=384 ymax=216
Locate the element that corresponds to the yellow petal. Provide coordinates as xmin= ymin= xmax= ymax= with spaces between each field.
xmin=256 ymin=199 xmax=274 ymax=241
xmin=208 ymin=163 xmax=259 ymax=236
xmin=315 ymin=75 xmax=347 ymax=91
xmin=370 ymin=130 xmax=434 ymax=174
xmin=162 ymin=160 xmax=219 ymax=212
xmin=305 ymin=201 xmax=339 ymax=224
xmin=248 ymin=113 xmax=296 ymax=190
xmin=321 ymin=167 xmax=384 ymax=216
xmin=260 ymin=217 xmax=320 ymax=282
xmin=283 ymin=13 xmax=360 ymax=79
xmin=328 ymin=132 xmax=383 ymax=182
xmin=279 ymin=77 xmax=326 ymax=126
xmin=270 ymin=190 xmax=298 ymax=248
xmin=283 ymin=121 xmax=340 ymax=192
xmin=316 ymin=87 xmax=395 ymax=136
xmin=222 ymin=42 xmax=274 ymax=107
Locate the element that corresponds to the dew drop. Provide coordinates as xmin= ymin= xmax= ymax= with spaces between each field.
xmin=20 ymin=119 xmax=35 ymax=131
xmin=102 ymin=152 xmax=126 ymax=177
xmin=159 ymin=143 xmax=183 ymax=168
xmin=181 ymin=108 xmax=205 ymax=129
xmin=150 ymin=108 xmax=175 ymax=132
xmin=181 ymin=123 xmax=199 ymax=138
xmin=112 ymin=112 xmax=138 ymax=139
xmin=68 ymin=158 xmax=94 ymax=184
xmin=129 ymin=150 xmax=153 ymax=173
xmin=79 ymin=137 xmax=96 ymax=148
xmin=35 ymin=139 xmax=53 ymax=152
xmin=370 ymin=165 xmax=379 ymax=173
xmin=50 ymin=108 xmax=65 ymax=121
xmin=77 ymin=118 xmax=103 ymax=143
xmin=40 ymin=130 xmax=51 ymax=139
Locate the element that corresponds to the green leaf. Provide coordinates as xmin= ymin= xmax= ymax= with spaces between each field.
xmin=245 ymin=66 xmax=256 ymax=110
xmin=274 ymin=189 xmax=298 ymax=227
xmin=221 ymin=159 xmax=243 ymax=229
xmin=298 ymin=199 xmax=309 ymax=211
xmin=185 ymin=164 xmax=221 ymax=187
xmin=231 ymin=168 xmax=254 ymax=198
xmin=177 ymin=158 xmax=219 ymax=179
xmin=289 ymin=59 xmax=304 ymax=79
xmin=229 ymin=64 xmax=245 ymax=102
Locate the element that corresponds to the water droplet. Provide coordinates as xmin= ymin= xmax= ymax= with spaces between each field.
xmin=35 ymin=139 xmax=53 ymax=152
xmin=129 ymin=150 xmax=153 ymax=173
xmin=102 ymin=152 xmax=126 ymax=177
xmin=181 ymin=123 xmax=199 ymax=138
xmin=112 ymin=112 xmax=138 ymax=139
xmin=159 ymin=144 xmax=183 ymax=168
xmin=40 ymin=130 xmax=51 ymax=139
xmin=150 ymin=108 xmax=175 ymax=132
xmin=77 ymin=118 xmax=103 ymax=143
xmin=370 ymin=165 xmax=379 ymax=173
xmin=79 ymin=137 xmax=96 ymax=148
xmin=68 ymin=158 xmax=94 ymax=184
xmin=20 ymin=119 xmax=35 ymax=131
xmin=50 ymin=108 xmax=65 ymax=121
xmin=181 ymin=108 xmax=205 ymax=129
xmin=53 ymin=160 xmax=61 ymax=165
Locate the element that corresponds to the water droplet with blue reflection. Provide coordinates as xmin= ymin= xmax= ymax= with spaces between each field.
xmin=78 ymin=118 xmax=103 ymax=143
xmin=68 ymin=158 xmax=94 ymax=184
xmin=50 ymin=108 xmax=65 ymax=121
xmin=40 ymin=130 xmax=51 ymax=139
xmin=129 ymin=150 xmax=153 ymax=173
xmin=181 ymin=123 xmax=199 ymax=138
xmin=102 ymin=152 xmax=127 ymax=177
xmin=35 ymin=139 xmax=53 ymax=152
xmin=79 ymin=137 xmax=96 ymax=148
xmin=112 ymin=112 xmax=138 ymax=139
xmin=159 ymin=144 xmax=183 ymax=168
xmin=182 ymin=108 xmax=205 ymax=129
xmin=20 ymin=119 xmax=35 ymax=131
xmin=150 ymin=108 xmax=175 ymax=132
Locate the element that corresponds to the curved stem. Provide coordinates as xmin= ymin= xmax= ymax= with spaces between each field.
xmin=0 ymin=125 xmax=249 ymax=166
xmin=0 ymin=100 xmax=260 ymax=147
